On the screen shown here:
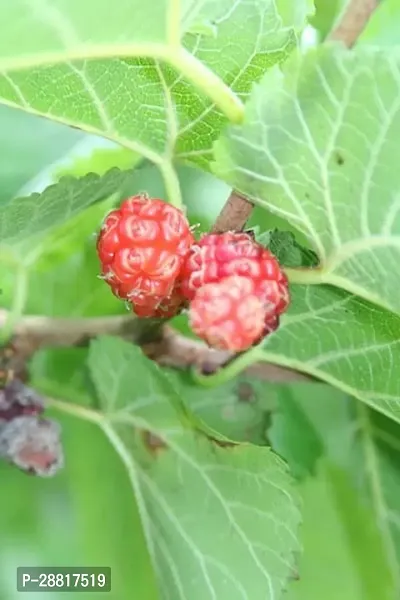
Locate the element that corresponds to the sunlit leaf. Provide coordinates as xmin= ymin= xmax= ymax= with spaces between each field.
xmin=214 ymin=45 xmax=400 ymax=315
xmin=0 ymin=0 xmax=309 ymax=171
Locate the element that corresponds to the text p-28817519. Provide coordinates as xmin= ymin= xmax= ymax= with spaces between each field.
xmin=17 ymin=567 xmax=111 ymax=592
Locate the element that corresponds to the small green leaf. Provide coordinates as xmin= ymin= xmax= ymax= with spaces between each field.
xmin=214 ymin=45 xmax=400 ymax=315
xmin=0 ymin=167 xmax=136 ymax=244
xmin=256 ymin=229 xmax=319 ymax=268
xmin=87 ymin=336 xmax=301 ymax=600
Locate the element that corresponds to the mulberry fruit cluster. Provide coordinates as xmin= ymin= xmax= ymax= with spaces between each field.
xmin=97 ymin=196 xmax=290 ymax=352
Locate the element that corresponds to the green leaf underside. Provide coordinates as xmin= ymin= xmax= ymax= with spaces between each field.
xmin=0 ymin=0 xmax=306 ymax=171
xmin=31 ymin=347 xmax=400 ymax=596
xmin=88 ymin=336 xmax=300 ymax=600
xmin=214 ymin=45 xmax=400 ymax=315
xmin=215 ymin=284 xmax=400 ymax=426
xmin=0 ymin=167 xmax=136 ymax=243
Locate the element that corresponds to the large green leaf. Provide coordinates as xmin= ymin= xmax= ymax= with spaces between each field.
xmin=214 ymin=45 xmax=400 ymax=316
xmin=0 ymin=0 xmax=202 ymax=60
xmin=260 ymin=286 xmax=400 ymax=425
xmin=0 ymin=0 xmax=308 ymax=173
xmin=286 ymin=460 xmax=396 ymax=600
xmin=85 ymin=336 xmax=300 ymax=600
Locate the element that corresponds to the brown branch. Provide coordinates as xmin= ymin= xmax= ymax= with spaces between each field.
xmin=327 ymin=0 xmax=379 ymax=47
xmin=1 ymin=310 xmax=311 ymax=383
xmin=211 ymin=190 xmax=254 ymax=233
xmin=0 ymin=310 xmax=163 ymax=359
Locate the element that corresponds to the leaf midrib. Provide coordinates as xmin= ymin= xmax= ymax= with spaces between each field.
xmin=196 ymin=347 xmax=400 ymax=427
xmin=0 ymin=42 xmax=172 ymax=72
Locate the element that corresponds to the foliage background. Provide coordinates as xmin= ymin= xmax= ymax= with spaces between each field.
xmin=1 ymin=1 xmax=400 ymax=599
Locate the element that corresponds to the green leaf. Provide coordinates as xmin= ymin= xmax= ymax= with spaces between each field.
xmin=214 ymin=45 xmax=400 ymax=315
xmin=0 ymin=195 xmax=125 ymax=326
xmin=261 ymin=286 xmax=400 ymax=423
xmin=0 ymin=0 xmax=202 ymax=60
xmin=269 ymin=383 xmax=327 ymax=478
xmin=269 ymin=382 xmax=356 ymax=478
xmin=354 ymin=404 xmax=400 ymax=584
xmin=286 ymin=460 xmax=396 ymax=600
xmin=167 ymin=369 xmax=274 ymax=445
xmin=87 ymin=336 xmax=300 ymax=600
xmin=55 ymin=412 xmax=159 ymax=600
xmin=268 ymin=387 xmax=400 ymax=592
xmin=256 ymin=229 xmax=319 ymax=268
xmin=0 ymin=167 xmax=136 ymax=244
xmin=0 ymin=0 xmax=307 ymax=173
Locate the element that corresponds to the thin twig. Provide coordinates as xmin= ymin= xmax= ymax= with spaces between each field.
xmin=0 ymin=310 xmax=311 ymax=383
xmin=0 ymin=310 xmax=163 ymax=358
xmin=327 ymin=0 xmax=379 ymax=47
xmin=211 ymin=190 xmax=254 ymax=233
